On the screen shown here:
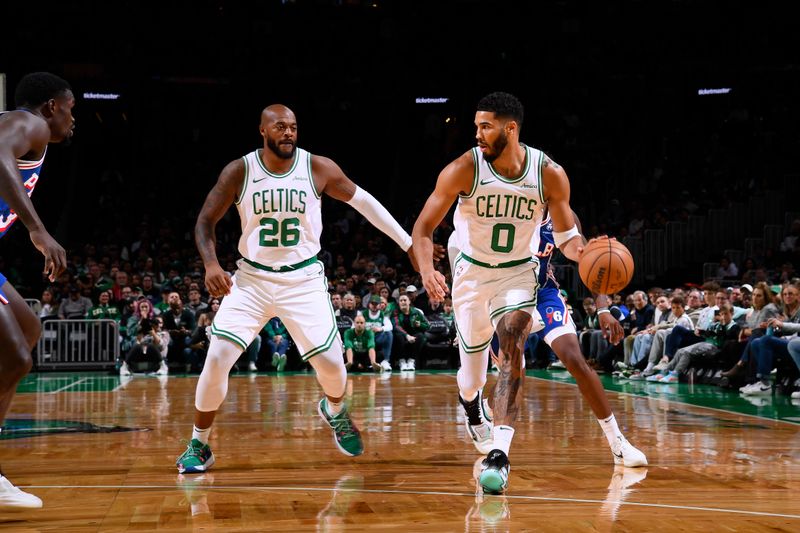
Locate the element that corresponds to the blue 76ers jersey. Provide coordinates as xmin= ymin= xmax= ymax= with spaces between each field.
xmin=0 ymin=150 xmax=46 ymax=240
xmin=533 ymin=214 xmax=558 ymax=290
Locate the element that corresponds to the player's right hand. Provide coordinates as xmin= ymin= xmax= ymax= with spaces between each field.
xmin=30 ymin=229 xmax=67 ymax=282
xmin=421 ymin=269 xmax=449 ymax=303
xmin=205 ymin=263 xmax=233 ymax=297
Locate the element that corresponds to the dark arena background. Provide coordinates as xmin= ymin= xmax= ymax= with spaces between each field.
xmin=1 ymin=1 xmax=798 ymax=531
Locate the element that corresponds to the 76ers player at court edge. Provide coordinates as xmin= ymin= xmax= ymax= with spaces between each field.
xmin=479 ymin=210 xmax=647 ymax=476
xmin=413 ymin=92 xmax=644 ymax=494
xmin=177 ymin=104 xmax=418 ymax=472
xmin=0 ymin=72 xmax=74 ymax=509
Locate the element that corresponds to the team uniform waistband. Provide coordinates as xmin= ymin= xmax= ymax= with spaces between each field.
xmin=241 ymin=256 xmax=318 ymax=273
xmin=459 ymin=253 xmax=536 ymax=269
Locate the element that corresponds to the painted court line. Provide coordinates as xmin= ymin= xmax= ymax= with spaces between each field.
xmin=527 ymin=375 xmax=800 ymax=427
xmin=49 ymin=377 xmax=89 ymax=394
xmin=21 ymin=484 xmax=800 ymax=520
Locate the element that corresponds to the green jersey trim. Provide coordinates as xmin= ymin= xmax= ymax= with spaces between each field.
xmin=242 ymin=256 xmax=317 ymax=273
xmin=537 ymin=150 xmax=545 ymax=204
xmin=487 ymin=145 xmax=531 ymax=184
xmin=454 ymin=321 xmax=492 ymax=354
xmin=235 ymin=156 xmax=249 ymax=205
xmin=308 ymin=153 xmax=321 ymax=199
xmin=489 ymin=298 xmax=538 ymax=320
xmin=301 ymin=291 xmax=338 ymax=361
xmin=210 ymin=324 xmax=248 ymax=351
xmin=460 ymin=253 xmax=534 ymax=269
xmin=255 ymin=148 xmax=299 ymax=178
xmin=459 ymin=148 xmax=479 ymax=198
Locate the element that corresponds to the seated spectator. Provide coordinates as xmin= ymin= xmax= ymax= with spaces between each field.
xmin=162 ymin=291 xmax=196 ymax=369
xmin=721 ymin=282 xmax=780 ymax=378
xmin=622 ymin=291 xmax=654 ymax=365
xmin=185 ymin=288 xmax=208 ymax=318
xmin=120 ymin=316 xmax=170 ymax=376
xmin=661 ymin=282 xmax=721 ymax=365
xmin=343 ymin=315 xmax=380 ymax=372
xmin=265 ymin=317 xmax=290 ymax=372
xmin=716 ymin=256 xmax=739 ymax=280
xmin=186 ymin=298 xmax=220 ymax=372
xmin=58 ymin=285 xmax=93 ymax=319
xmin=391 ymin=294 xmax=430 ymax=371
xmin=363 ymin=294 xmax=393 ymax=372
xmin=787 ymin=338 xmax=800 ymax=399
xmin=125 ymin=298 xmax=155 ymax=352
xmin=578 ymin=297 xmax=599 ymax=359
xmin=637 ymin=296 xmax=695 ymax=377
xmin=38 ymin=288 xmax=59 ymax=321
xmin=88 ymin=290 xmax=122 ymax=323
xmin=740 ymin=281 xmax=800 ymax=395
xmin=628 ymin=295 xmax=671 ymax=369
xmin=339 ymin=293 xmax=358 ymax=320
xmin=648 ymin=303 xmax=740 ymax=383
xmin=779 ymin=219 xmax=800 ymax=255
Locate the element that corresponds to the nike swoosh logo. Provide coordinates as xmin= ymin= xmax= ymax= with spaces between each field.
xmin=480 ymin=179 xmax=494 ymax=185
xmin=612 ymin=451 xmax=623 ymax=459
xmin=253 ymin=176 xmax=269 ymax=183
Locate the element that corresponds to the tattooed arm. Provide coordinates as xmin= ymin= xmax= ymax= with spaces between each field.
xmin=195 ymin=159 xmax=244 ymax=297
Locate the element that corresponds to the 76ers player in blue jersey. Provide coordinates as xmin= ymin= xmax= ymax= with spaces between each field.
xmin=0 ymin=72 xmax=74 ymax=510
xmin=483 ymin=209 xmax=647 ymax=473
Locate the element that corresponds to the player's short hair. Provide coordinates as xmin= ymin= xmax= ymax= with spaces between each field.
xmin=476 ymin=92 xmax=524 ymax=125
xmin=14 ymin=72 xmax=72 ymax=108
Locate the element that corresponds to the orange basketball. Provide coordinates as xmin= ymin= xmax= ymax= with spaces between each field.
xmin=578 ymin=238 xmax=634 ymax=294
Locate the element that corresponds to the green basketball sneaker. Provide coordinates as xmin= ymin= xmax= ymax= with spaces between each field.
xmin=176 ymin=439 xmax=215 ymax=474
xmin=317 ymin=399 xmax=364 ymax=457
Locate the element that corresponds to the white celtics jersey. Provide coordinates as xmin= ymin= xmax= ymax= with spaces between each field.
xmin=235 ymin=148 xmax=322 ymax=269
xmin=453 ymin=144 xmax=546 ymax=267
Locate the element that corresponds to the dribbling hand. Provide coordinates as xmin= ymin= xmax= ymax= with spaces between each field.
xmin=30 ymin=229 xmax=67 ymax=282
xmin=598 ymin=311 xmax=624 ymax=345
xmin=205 ymin=263 xmax=233 ymax=298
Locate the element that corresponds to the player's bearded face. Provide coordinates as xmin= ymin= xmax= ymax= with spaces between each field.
xmin=482 ymin=128 xmax=508 ymax=163
xmin=267 ymin=135 xmax=296 ymax=159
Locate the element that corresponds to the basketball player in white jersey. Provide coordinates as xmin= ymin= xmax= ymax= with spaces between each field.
xmin=413 ymin=92 xmax=642 ymax=494
xmin=177 ymin=104 xmax=415 ymax=472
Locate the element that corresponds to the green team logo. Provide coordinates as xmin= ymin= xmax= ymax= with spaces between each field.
xmin=0 ymin=419 xmax=147 ymax=440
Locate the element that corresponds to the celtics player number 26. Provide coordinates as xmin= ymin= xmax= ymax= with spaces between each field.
xmin=259 ymin=217 xmax=301 ymax=247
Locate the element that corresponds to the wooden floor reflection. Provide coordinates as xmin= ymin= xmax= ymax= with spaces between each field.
xmin=2 ymin=372 xmax=799 ymax=532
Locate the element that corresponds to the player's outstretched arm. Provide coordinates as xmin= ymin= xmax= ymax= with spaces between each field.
xmin=0 ymin=113 xmax=66 ymax=281
xmin=313 ymin=155 xmax=413 ymax=253
xmin=542 ymin=156 xmax=583 ymax=263
xmin=411 ymin=152 xmax=473 ymax=302
xmin=195 ymin=159 xmax=244 ymax=297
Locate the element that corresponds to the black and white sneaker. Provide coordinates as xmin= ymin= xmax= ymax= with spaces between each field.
xmin=479 ymin=449 xmax=510 ymax=494
xmin=459 ymin=390 xmax=493 ymax=454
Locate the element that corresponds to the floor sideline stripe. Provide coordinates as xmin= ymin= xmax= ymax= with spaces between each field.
xmin=19 ymin=484 xmax=800 ymax=519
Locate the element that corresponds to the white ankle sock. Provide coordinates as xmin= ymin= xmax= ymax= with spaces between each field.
xmin=492 ymin=425 xmax=515 ymax=455
xmin=326 ymin=398 xmax=343 ymax=416
xmin=192 ymin=425 xmax=211 ymax=445
xmin=598 ymin=414 xmax=623 ymax=447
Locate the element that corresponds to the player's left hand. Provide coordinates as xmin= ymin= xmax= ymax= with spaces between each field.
xmin=598 ymin=311 xmax=624 ymax=345
xmin=432 ymin=243 xmax=446 ymax=262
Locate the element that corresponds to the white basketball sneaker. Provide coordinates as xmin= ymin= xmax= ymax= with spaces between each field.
xmin=610 ymin=435 xmax=648 ymax=467
xmin=459 ymin=390 xmax=494 ymax=454
xmin=0 ymin=474 xmax=42 ymax=510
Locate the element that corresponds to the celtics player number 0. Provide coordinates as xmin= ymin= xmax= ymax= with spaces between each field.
xmin=490 ymin=223 xmax=516 ymax=253
xmin=259 ymin=217 xmax=301 ymax=247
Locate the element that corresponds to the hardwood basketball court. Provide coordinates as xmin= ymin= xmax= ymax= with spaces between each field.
xmin=1 ymin=371 xmax=798 ymax=531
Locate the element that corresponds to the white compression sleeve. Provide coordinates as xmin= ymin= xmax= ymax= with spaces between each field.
xmin=195 ymin=336 xmax=242 ymax=412
xmin=346 ymin=186 xmax=412 ymax=251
